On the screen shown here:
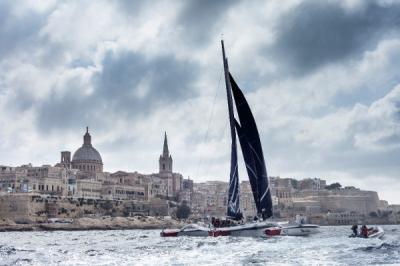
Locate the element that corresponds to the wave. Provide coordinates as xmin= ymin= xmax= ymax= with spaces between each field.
xmin=0 ymin=245 xmax=35 ymax=256
xmin=357 ymin=242 xmax=400 ymax=253
xmin=85 ymin=249 xmax=104 ymax=256
xmin=11 ymin=258 xmax=32 ymax=265
xmin=196 ymin=241 xmax=218 ymax=248
xmin=0 ymin=245 xmax=16 ymax=256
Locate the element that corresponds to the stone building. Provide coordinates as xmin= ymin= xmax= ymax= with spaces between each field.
xmin=0 ymin=165 xmax=29 ymax=192
xmin=156 ymin=132 xmax=182 ymax=199
xmin=325 ymin=211 xmax=365 ymax=225
xmin=159 ymin=132 xmax=172 ymax=177
xmin=293 ymin=188 xmax=380 ymax=215
xmin=74 ymin=179 xmax=102 ymax=199
xmin=274 ymin=186 xmax=294 ymax=207
xmin=240 ymin=181 xmax=257 ymax=219
xmin=178 ymin=178 xmax=194 ymax=205
xmin=297 ymin=178 xmax=327 ymax=190
xmin=71 ymin=127 xmax=103 ymax=173
xmin=55 ymin=127 xmax=103 ymax=175
xmin=191 ymin=181 xmax=228 ymax=217
xmin=57 ymin=151 xmax=72 ymax=169
xmin=102 ymin=183 xmax=146 ymax=201
xmin=0 ymin=165 xmax=69 ymax=196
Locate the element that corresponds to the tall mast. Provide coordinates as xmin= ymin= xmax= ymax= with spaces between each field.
xmin=221 ymin=40 xmax=236 ymax=153
xmin=222 ymin=40 xmax=240 ymax=219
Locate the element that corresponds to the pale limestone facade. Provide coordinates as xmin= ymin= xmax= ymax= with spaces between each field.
xmin=326 ymin=211 xmax=365 ymax=225
xmin=74 ymin=179 xmax=102 ymax=199
xmin=0 ymin=165 xmax=29 ymax=192
xmin=0 ymin=165 xmax=69 ymax=196
xmin=102 ymin=183 xmax=146 ymax=201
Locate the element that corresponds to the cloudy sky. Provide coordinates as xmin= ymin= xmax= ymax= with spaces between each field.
xmin=0 ymin=0 xmax=399 ymax=203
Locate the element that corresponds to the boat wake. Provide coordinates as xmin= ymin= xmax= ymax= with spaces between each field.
xmin=196 ymin=241 xmax=218 ymax=248
xmin=356 ymin=241 xmax=400 ymax=253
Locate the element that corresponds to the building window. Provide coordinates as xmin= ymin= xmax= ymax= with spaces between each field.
xmin=163 ymin=164 xmax=165 ymax=170
xmin=46 ymin=185 xmax=48 ymax=191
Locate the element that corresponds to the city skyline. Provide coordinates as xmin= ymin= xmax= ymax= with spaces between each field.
xmin=0 ymin=1 xmax=399 ymax=204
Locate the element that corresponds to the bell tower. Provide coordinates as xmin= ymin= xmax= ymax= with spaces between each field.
xmin=159 ymin=132 xmax=173 ymax=176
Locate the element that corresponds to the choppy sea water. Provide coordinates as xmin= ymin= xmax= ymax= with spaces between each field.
xmin=0 ymin=225 xmax=399 ymax=266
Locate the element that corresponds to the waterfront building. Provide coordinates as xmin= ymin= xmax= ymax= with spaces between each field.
xmin=178 ymin=178 xmax=193 ymax=205
xmin=0 ymin=165 xmax=29 ymax=193
xmin=240 ymin=181 xmax=257 ymax=219
xmin=297 ymin=178 xmax=327 ymax=190
xmin=292 ymin=198 xmax=322 ymax=214
xmin=0 ymin=165 xmax=69 ymax=196
xmin=102 ymin=182 xmax=146 ymax=201
xmin=326 ymin=211 xmax=365 ymax=225
xmin=74 ymin=179 xmax=102 ymax=199
xmin=56 ymin=127 xmax=104 ymax=174
xmin=293 ymin=188 xmax=380 ymax=215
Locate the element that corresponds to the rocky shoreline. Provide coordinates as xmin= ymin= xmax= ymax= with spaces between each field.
xmin=0 ymin=217 xmax=184 ymax=232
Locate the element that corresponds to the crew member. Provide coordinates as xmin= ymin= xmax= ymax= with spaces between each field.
xmin=361 ymin=225 xmax=368 ymax=238
xmin=351 ymin=224 xmax=358 ymax=236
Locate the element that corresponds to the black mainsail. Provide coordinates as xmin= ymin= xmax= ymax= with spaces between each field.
xmin=229 ymin=74 xmax=273 ymax=219
xmin=221 ymin=40 xmax=273 ymax=220
xmin=222 ymin=40 xmax=241 ymax=219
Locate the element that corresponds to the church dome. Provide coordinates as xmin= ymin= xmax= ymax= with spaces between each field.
xmin=72 ymin=127 xmax=103 ymax=164
xmin=72 ymin=145 xmax=102 ymax=163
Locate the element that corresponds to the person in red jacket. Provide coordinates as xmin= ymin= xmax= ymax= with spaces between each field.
xmin=361 ymin=225 xmax=368 ymax=238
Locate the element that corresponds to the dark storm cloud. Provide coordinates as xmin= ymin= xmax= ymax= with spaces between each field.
xmin=94 ymin=50 xmax=197 ymax=111
xmin=38 ymin=92 xmax=95 ymax=131
xmin=36 ymin=49 xmax=199 ymax=131
xmin=0 ymin=2 xmax=48 ymax=60
xmin=177 ymin=0 xmax=241 ymax=46
xmin=270 ymin=1 xmax=400 ymax=76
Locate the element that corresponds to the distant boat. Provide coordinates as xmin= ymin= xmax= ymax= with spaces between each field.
xmin=160 ymin=224 xmax=210 ymax=237
xmin=349 ymin=226 xmax=384 ymax=239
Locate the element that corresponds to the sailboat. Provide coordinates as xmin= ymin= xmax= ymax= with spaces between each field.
xmin=161 ymin=40 xmax=319 ymax=237
xmin=206 ymin=40 xmax=279 ymax=237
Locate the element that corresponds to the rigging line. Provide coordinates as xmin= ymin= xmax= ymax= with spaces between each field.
xmin=195 ymin=68 xmax=223 ymax=180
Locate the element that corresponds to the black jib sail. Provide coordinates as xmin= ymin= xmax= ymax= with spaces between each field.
xmin=221 ymin=40 xmax=241 ymax=220
xmin=230 ymin=73 xmax=273 ymax=219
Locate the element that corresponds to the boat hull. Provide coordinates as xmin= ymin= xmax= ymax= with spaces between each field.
xmin=280 ymin=224 xmax=320 ymax=236
xmin=160 ymin=224 xmax=210 ymax=237
xmin=367 ymin=227 xmax=384 ymax=238
xmin=209 ymin=221 xmax=279 ymax=237
xmin=161 ymin=222 xmax=320 ymax=237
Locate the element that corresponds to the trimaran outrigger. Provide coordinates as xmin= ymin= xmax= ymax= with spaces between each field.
xmin=161 ymin=41 xmax=319 ymax=237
